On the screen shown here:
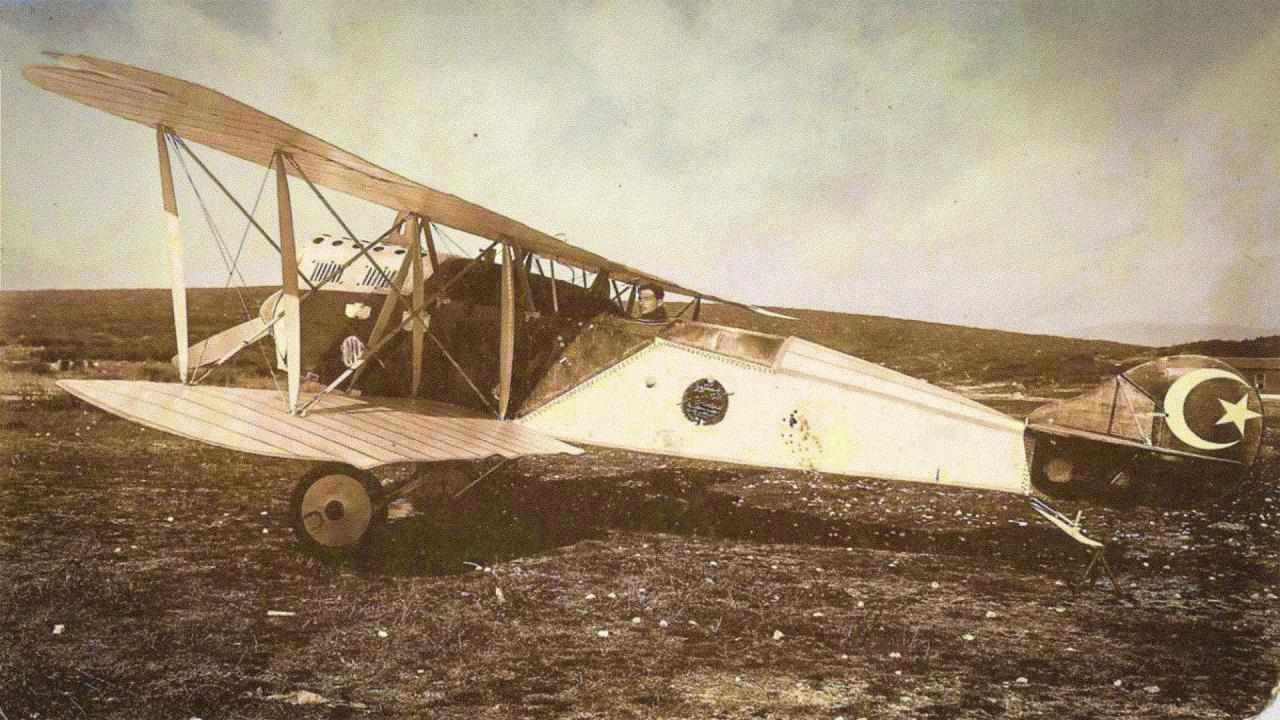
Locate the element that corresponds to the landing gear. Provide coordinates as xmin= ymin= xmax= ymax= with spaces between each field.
xmin=290 ymin=463 xmax=387 ymax=558
xmin=288 ymin=458 xmax=515 ymax=559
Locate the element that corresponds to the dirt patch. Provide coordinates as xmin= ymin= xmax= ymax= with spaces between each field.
xmin=2 ymin=384 xmax=1279 ymax=718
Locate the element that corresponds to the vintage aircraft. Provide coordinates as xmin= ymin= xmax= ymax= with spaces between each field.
xmin=24 ymin=54 xmax=1265 ymax=567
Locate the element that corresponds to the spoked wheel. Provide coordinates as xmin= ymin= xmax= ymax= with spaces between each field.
xmin=291 ymin=463 xmax=386 ymax=558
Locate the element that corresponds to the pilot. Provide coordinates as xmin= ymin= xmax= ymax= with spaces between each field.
xmin=635 ymin=283 xmax=669 ymax=322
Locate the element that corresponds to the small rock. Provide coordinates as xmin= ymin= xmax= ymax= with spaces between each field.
xmin=962 ymin=633 xmax=976 ymax=641
xmin=1211 ymin=521 xmax=1248 ymax=532
xmin=889 ymin=652 xmax=901 ymax=659
xmin=165 ymin=516 xmax=174 ymax=523
xmin=1144 ymin=685 xmax=1160 ymax=694
xmin=1113 ymin=680 xmax=1123 ymax=687
xmin=631 ymin=616 xmax=642 ymax=624
xmin=585 ymin=593 xmax=596 ymax=600
xmin=772 ymin=630 xmax=785 ymax=640
xmin=270 ymin=689 xmax=327 ymax=705
xmin=659 ymin=620 xmax=669 ymax=628
xmin=812 ymin=611 xmax=824 ymax=618
xmin=1015 ymin=677 xmax=1028 ymax=684
xmin=984 ymin=610 xmax=998 ymax=619
xmin=930 ymin=581 xmax=940 ymax=589
xmin=494 ymin=587 xmax=506 ymax=604
xmin=607 ymin=592 xmax=617 ymax=599
xmin=376 ymin=629 xmax=388 ymax=638
xmin=52 ymin=624 xmax=65 ymax=635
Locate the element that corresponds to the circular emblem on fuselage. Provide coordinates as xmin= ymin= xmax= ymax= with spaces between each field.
xmin=340 ymin=335 xmax=366 ymax=369
xmin=682 ymin=378 xmax=729 ymax=426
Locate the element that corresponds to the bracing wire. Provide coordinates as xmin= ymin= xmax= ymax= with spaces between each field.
xmin=167 ymin=134 xmax=282 ymax=394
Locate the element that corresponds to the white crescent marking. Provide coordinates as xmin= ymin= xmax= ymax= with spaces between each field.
xmin=1162 ymin=368 xmax=1249 ymax=451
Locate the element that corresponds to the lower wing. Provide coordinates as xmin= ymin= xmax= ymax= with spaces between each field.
xmin=58 ymin=380 xmax=582 ymax=469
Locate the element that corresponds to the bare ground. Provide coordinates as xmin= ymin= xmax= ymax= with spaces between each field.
xmin=1 ymin=365 xmax=1279 ymax=719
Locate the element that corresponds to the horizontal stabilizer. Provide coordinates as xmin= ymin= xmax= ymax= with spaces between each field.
xmin=172 ymin=318 xmax=268 ymax=372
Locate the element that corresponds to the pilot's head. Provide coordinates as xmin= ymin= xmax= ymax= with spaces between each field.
xmin=638 ymin=284 xmax=665 ymax=315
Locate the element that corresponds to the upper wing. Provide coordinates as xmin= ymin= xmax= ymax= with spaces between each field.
xmin=58 ymin=379 xmax=582 ymax=470
xmin=23 ymin=53 xmax=783 ymax=316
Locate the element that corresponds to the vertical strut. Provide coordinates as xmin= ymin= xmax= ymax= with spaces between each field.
xmin=156 ymin=127 xmax=189 ymax=383
xmin=407 ymin=215 xmax=426 ymax=396
xmin=273 ymin=151 xmax=302 ymax=413
xmin=549 ymin=260 xmax=560 ymax=313
xmin=498 ymin=245 xmax=516 ymax=419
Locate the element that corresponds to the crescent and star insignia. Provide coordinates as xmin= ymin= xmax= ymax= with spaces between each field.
xmin=1163 ymin=368 xmax=1261 ymax=451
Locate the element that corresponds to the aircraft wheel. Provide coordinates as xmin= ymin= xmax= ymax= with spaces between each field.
xmin=291 ymin=463 xmax=386 ymax=557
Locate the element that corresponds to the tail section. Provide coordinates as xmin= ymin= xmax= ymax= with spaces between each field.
xmin=1026 ymin=355 xmax=1265 ymax=505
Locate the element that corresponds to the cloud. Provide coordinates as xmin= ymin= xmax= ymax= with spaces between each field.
xmin=2 ymin=1 xmax=1276 ymax=343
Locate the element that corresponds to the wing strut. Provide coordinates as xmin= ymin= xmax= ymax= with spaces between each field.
xmin=155 ymin=126 xmax=189 ymax=383
xmin=407 ymin=215 xmax=426 ymax=396
xmin=498 ymin=244 xmax=516 ymax=419
xmin=273 ymin=151 xmax=302 ymax=413
xmin=422 ymin=221 xmax=440 ymax=272
xmin=352 ymin=213 xmax=416 ymax=388
xmin=300 ymin=240 xmax=501 ymax=416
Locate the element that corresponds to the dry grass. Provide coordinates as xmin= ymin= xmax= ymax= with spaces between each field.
xmin=2 ymin=290 xmax=1279 ymax=719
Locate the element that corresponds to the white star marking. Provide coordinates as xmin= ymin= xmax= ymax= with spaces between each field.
xmin=1215 ymin=395 xmax=1262 ymax=436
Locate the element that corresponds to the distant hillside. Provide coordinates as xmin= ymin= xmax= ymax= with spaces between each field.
xmin=0 ymin=288 xmax=277 ymax=364
xmin=0 ymin=288 xmax=1204 ymax=390
xmin=1074 ymin=320 xmax=1278 ymax=347
xmin=1159 ymin=335 xmax=1280 ymax=358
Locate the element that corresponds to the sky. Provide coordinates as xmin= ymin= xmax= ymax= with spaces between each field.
xmin=1 ymin=1 xmax=1277 ymax=345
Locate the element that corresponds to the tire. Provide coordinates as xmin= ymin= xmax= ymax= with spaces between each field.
xmin=290 ymin=463 xmax=386 ymax=559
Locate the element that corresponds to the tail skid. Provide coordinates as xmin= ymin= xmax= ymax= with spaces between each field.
xmin=1029 ymin=497 xmax=1120 ymax=593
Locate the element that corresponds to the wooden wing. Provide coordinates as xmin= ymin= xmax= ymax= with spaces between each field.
xmin=58 ymin=379 xmax=582 ymax=470
xmin=23 ymin=53 xmax=781 ymax=315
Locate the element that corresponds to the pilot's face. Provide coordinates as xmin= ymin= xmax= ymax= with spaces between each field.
xmin=638 ymin=288 xmax=661 ymax=314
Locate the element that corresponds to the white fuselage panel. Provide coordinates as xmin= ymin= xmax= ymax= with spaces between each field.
xmin=519 ymin=337 xmax=1030 ymax=494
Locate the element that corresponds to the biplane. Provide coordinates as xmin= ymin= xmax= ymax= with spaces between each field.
xmin=23 ymin=54 xmax=1265 ymax=562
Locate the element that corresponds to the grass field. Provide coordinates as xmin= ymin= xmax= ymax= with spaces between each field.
xmin=2 ymin=289 xmax=1278 ymax=719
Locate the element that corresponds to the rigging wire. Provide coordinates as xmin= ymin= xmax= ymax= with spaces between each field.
xmin=429 ymin=222 xmax=470 ymax=257
xmin=167 ymin=133 xmax=282 ymax=394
